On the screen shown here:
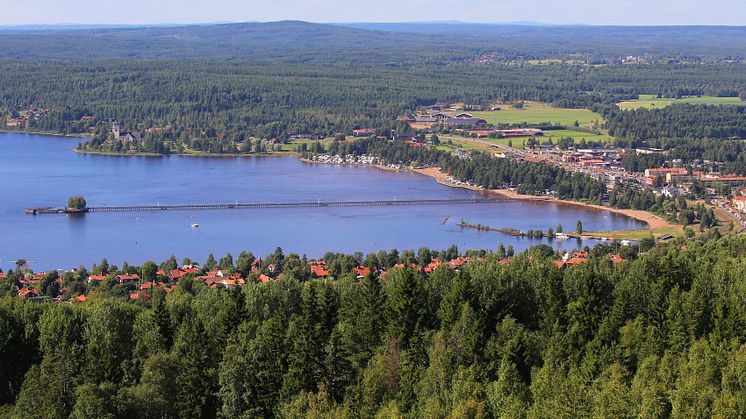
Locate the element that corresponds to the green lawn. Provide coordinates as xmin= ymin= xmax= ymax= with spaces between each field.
xmin=441 ymin=128 xmax=613 ymax=151
xmin=542 ymin=129 xmax=614 ymax=144
xmin=280 ymin=137 xmax=335 ymax=152
xmin=618 ymin=95 xmax=745 ymax=110
xmin=584 ymin=225 xmax=684 ymax=241
xmin=470 ymin=102 xmax=603 ymax=129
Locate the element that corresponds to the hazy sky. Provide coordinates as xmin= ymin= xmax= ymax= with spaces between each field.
xmin=2 ymin=0 xmax=745 ymax=26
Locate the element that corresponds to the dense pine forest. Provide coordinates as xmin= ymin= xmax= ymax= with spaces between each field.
xmin=1 ymin=232 xmax=744 ymax=417
xmin=3 ymin=61 xmax=746 ymax=139
xmin=3 ymin=22 xmax=746 ymax=143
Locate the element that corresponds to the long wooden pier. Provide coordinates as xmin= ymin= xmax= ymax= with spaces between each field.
xmin=26 ymin=198 xmax=497 ymax=215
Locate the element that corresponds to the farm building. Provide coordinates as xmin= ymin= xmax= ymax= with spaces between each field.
xmin=352 ymin=129 xmax=375 ymax=137
xmin=443 ymin=117 xmax=487 ymax=127
xmin=497 ymin=128 xmax=544 ymax=137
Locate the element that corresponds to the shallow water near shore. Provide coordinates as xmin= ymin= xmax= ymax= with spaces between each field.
xmin=0 ymin=133 xmax=646 ymax=270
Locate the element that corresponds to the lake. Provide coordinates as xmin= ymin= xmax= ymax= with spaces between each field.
xmin=0 ymin=133 xmax=646 ymax=270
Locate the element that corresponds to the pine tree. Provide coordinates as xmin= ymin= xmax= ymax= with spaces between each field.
xmin=387 ymin=267 xmax=428 ymax=347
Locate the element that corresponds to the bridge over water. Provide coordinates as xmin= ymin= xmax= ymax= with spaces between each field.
xmin=26 ymin=198 xmax=499 ymax=215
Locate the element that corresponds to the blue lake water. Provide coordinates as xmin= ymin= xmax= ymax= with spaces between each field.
xmin=0 ymin=133 xmax=646 ymax=270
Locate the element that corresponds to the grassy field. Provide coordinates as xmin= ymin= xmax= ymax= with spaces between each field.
xmin=542 ymin=129 xmax=614 ymax=144
xmin=470 ymin=102 xmax=603 ymax=128
xmin=440 ymin=128 xmax=613 ymax=151
xmin=280 ymin=137 xmax=336 ymax=152
xmin=618 ymin=94 xmax=745 ymax=110
xmin=584 ymin=225 xmax=684 ymax=241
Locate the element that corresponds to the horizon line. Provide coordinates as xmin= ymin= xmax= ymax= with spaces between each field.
xmin=1 ymin=20 xmax=746 ymax=29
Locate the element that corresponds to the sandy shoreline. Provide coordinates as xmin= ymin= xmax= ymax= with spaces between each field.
xmin=412 ymin=167 xmax=679 ymax=231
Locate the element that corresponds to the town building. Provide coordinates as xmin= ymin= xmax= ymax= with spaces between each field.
xmin=644 ymin=167 xmax=689 ymax=178
xmin=112 ymin=121 xmax=142 ymax=142
xmin=734 ymin=196 xmax=746 ymax=213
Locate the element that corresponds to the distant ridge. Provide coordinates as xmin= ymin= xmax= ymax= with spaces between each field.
xmin=0 ymin=20 xmax=745 ymax=61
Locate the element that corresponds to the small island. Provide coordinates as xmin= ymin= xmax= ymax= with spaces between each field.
xmin=25 ymin=195 xmax=88 ymax=215
xmin=66 ymin=195 xmax=88 ymax=213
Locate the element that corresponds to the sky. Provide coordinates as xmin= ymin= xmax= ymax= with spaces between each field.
xmin=1 ymin=0 xmax=745 ymax=26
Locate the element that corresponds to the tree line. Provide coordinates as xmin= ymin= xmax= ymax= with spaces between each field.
xmin=0 ymin=230 xmax=744 ymax=417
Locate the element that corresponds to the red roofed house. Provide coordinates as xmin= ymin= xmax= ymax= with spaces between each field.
xmin=566 ymin=257 xmax=588 ymax=267
xmin=140 ymin=282 xmax=165 ymax=290
xmin=609 ymin=254 xmax=626 ymax=264
xmin=423 ymin=258 xmax=442 ymax=274
xmin=310 ymin=261 xmax=330 ymax=278
xmin=116 ymin=274 xmax=140 ymax=284
xmin=130 ymin=291 xmax=149 ymax=301
xmin=258 ymin=274 xmax=272 ymax=283
xmin=352 ymin=266 xmax=372 ymax=279
xmin=555 ymin=251 xmax=590 ymax=269
xmin=88 ymin=274 xmax=108 ymax=282
xmin=18 ymin=288 xmax=40 ymax=299
xmin=446 ymin=257 xmax=470 ymax=270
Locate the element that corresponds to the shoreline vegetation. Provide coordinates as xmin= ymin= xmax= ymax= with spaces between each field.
xmin=457 ymin=220 xmax=551 ymax=238
xmin=411 ymin=167 xmax=683 ymax=240
xmin=301 ymin=157 xmax=681 ymax=241
xmin=0 ymin=128 xmax=90 ymax=138
xmin=73 ymin=148 xmax=294 ymax=158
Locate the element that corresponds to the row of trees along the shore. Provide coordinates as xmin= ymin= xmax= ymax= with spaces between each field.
xmin=318 ymin=138 xmax=716 ymax=227
xmin=0 ymin=230 xmax=743 ymax=417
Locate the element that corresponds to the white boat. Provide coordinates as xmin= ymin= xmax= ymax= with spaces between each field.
xmin=190 ymin=223 xmax=199 ymax=228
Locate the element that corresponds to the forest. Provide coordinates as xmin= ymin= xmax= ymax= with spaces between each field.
xmin=595 ymin=104 xmax=746 ymax=174
xmin=605 ymin=104 xmax=746 ymax=141
xmin=3 ymin=22 xmax=746 ymax=62
xmin=0 ymin=230 xmax=744 ymax=418
xmin=3 ymin=23 xmax=746 ymax=162
xmin=2 ymin=51 xmax=746 ymax=143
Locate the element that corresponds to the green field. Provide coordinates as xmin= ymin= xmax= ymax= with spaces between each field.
xmin=470 ymin=102 xmax=603 ymax=128
xmin=441 ymin=128 xmax=613 ymax=151
xmin=585 ymin=225 xmax=683 ymax=241
xmin=543 ymin=129 xmax=614 ymax=144
xmin=618 ymin=94 xmax=745 ymax=110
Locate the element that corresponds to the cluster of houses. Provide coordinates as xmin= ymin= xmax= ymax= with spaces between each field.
xmin=4 ymin=249 xmax=639 ymax=304
xmin=4 ymin=107 xmax=95 ymax=131
xmin=4 ymin=106 xmax=58 ymax=128
xmin=561 ymin=148 xmax=625 ymax=168
xmin=642 ymin=167 xmax=746 ymax=187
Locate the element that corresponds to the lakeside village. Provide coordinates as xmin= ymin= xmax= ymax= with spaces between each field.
xmin=5 ymin=243 xmax=633 ymax=304
xmin=312 ymin=102 xmax=746 ymax=229
xmin=7 ymin=100 xmax=746 ymax=227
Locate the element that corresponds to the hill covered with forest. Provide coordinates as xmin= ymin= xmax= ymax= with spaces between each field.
xmin=2 ymin=21 xmax=746 ymax=62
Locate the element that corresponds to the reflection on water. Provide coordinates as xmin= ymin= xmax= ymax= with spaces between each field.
xmin=0 ymin=133 xmax=646 ymax=270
